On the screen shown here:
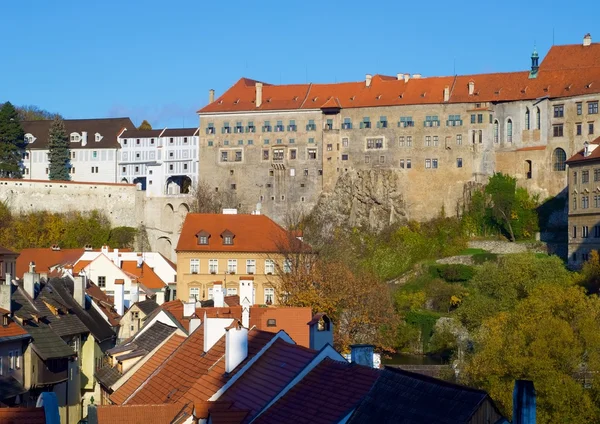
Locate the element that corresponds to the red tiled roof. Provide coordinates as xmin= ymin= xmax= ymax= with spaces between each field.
xmin=110 ymin=334 xmax=186 ymax=405
xmin=224 ymin=295 xmax=240 ymax=307
xmin=16 ymin=248 xmax=85 ymax=278
xmin=566 ymin=137 xmax=600 ymax=164
xmin=0 ymin=407 xmax=46 ymax=424
xmin=176 ymin=214 xmax=309 ymax=253
xmin=0 ymin=315 xmax=29 ymax=339
xmin=199 ymin=43 xmax=600 ymax=114
xmin=96 ymin=403 xmax=187 ymax=424
xmin=121 ymin=261 xmax=166 ymax=290
xmin=249 ymin=307 xmax=312 ymax=348
xmin=73 ymin=260 xmax=92 ymax=274
xmin=194 ymin=401 xmax=234 ymax=419
xmin=253 ymin=358 xmax=380 ymax=424
xmin=219 ymin=338 xmax=318 ymax=422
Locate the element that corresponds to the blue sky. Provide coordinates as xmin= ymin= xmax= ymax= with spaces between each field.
xmin=0 ymin=1 xmax=597 ymax=128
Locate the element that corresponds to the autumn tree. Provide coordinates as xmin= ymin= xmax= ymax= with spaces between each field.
xmin=138 ymin=120 xmax=152 ymax=130
xmin=577 ymin=250 xmax=600 ymax=294
xmin=47 ymin=116 xmax=70 ymax=180
xmin=463 ymin=284 xmax=600 ymax=423
xmin=0 ymin=102 xmax=25 ymax=178
xmin=16 ymin=105 xmax=57 ymax=121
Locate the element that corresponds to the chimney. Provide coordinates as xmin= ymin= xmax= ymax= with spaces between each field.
xmin=403 ymin=74 xmax=410 ymax=83
xmin=350 ymin=344 xmax=375 ymax=368
xmin=114 ymin=280 xmax=125 ymax=316
xmin=255 ymin=82 xmax=263 ymax=108
xmin=24 ymin=262 xmax=40 ymax=298
xmin=0 ymin=280 xmax=12 ymax=314
xmin=412 ymin=73 xmax=422 ymax=79
xmin=189 ymin=317 xmax=201 ymax=334
xmin=74 ymin=275 xmax=86 ymax=308
xmin=81 ymin=131 xmax=88 ymax=147
xmin=101 ymin=245 xmax=109 ymax=256
xmin=155 ymin=289 xmax=165 ymax=305
xmin=213 ymin=283 xmax=224 ymax=308
xmin=365 ymin=74 xmax=372 ymax=88
xmin=183 ymin=301 xmax=195 ymax=318
xmin=513 ymin=380 xmax=536 ymax=424
xmin=130 ymin=282 xmax=139 ymax=305
xmin=84 ymin=244 xmax=93 ymax=251
xmin=225 ymin=323 xmax=248 ymax=374
xmin=113 ymin=249 xmax=120 ymax=268
xmin=209 ymin=89 xmax=215 ymax=103
xmin=443 ymin=86 xmax=450 ymax=102
xmin=584 ymin=33 xmax=592 ymax=47
xmin=468 ymin=80 xmax=475 ymax=96
xmin=396 ymin=73 xmax=404 ymax=81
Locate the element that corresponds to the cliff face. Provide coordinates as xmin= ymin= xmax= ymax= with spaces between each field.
xmin=312 ymin=169 xmax=408 ymax=231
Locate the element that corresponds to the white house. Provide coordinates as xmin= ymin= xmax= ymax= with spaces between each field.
xmin=21 ymin=118 xmax=136 ymax=183
xmin=117 ymin=128 xmax=199 ymax=196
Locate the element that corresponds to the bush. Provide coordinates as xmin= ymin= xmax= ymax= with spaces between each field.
xmin=405 ymin=310 xmax=441 ymax=351
xmin=430 ymin=264 xmax=475 ymax=282
xmin=472 ymin=252 xmax=498 ymax=264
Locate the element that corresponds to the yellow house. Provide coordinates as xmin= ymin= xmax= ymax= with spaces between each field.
xmin=176 ymin=213 xmax=306 ymax=305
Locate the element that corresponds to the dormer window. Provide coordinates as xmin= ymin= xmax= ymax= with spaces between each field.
xmin=221 ymin=229 xmax=235 ymax=245
xmin=95 ymin=133 xmax=103 ymax=142
xmin=70 ymin=132 xmax=81 ymax=142
xmin=24 ymin=133 xmax=35 ymax=143
xmin=196 ymin=230 xmax=210 ymax=245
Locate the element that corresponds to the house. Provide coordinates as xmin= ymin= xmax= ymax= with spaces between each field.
xmin=565 ymin=137 xmax=600 ymax=267
xmin=117 ymin=299 xmax=159 ymax=342
xmin=0 ymin=246 xmax=18 ymax=284
xmin=175 ymin=212 xmax=310 ymax=306
xmin=21 ymin=117 xmax=135 ymax=183
xmin=0 ymin=392 xmax=61 ymax=424
xmin=117 ymin=127 xmax=200 ymax=196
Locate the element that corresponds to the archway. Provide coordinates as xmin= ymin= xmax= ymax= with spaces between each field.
xmin=156 ymin=236 xmax=173 ymax=261
xmin=121 ymin=178 xmax=129 ymax=184
xmin=176 ymin=203 xmax=190 ymax=233
xmin=553 ymin=148 xmax=567 ymax=171
xmin=181 ymin=176 xmax=192 ymax=194
xmin=163 ymin=204 xmax=174 ymax=232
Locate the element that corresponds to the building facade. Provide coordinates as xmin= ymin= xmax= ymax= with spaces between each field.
xmin=197 ymin=34 xmax=600 ymax=224
xmin=21 ymin=118 xmax=135 ymax=183
xmin=117 ymin=128 xmax=199 ymax=196
xmin=565 ymin=137 xmax=600 ymax=267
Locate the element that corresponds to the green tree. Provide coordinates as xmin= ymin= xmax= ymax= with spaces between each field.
xmin=0 ymin=102 xmax=25 ymax=178
xmin=47 ymin=116 xmax=70 ymax=180
xmin=485 ymin=173 xmax=518 ymax=241
xmin=138 ymin=120 xmax=152 ymax=130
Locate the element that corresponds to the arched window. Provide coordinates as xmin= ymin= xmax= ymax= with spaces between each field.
xmin=553 ymin=148 xmax=567 ymax=171
xmin=493 ymin=120 xmax=499 ymax=143
xmin=525 ymin=107 xmax=530 ymax=130
xmin=506 ymin=119 xmax=513 ymax=142
xmin=536 ymin=107 xmax=541 ymax=130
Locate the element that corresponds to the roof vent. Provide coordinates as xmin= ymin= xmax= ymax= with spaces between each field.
xmin=403 ymin=74 xmax=410 ymax=83
xmin=365 ymin=74 xmax=372 ymax=87
xmin=222 ymin=208 xmax=238 ymax=215
xmin=443 ymin=86 xmax=450 ymax=102
xmin=584 ymin=33 xmax=592 ymax=47
xmin=468 ymin=81 xmax=475 ymax=96
xmin=51 ymin=244 xmax=60 ymax=251
xmin=84 ymin=244 xmax=93 ymax=251
xmin=412 ymin=74 xmax=422 ymax=79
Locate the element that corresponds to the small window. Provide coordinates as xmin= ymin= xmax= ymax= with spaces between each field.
xmin=342 ymin=154 xmax=348 ymax=161
xmin=98 ymin=276 xmax=106 ymax=288
xmin=267 ymin=318 xmax=276 ymax=327
xmin=577 ymin=102 xmax=583 ymax=115
xmin=457 ymin=158 xmax=463 ymax=168
xmin=263 ymin=150 xmax=269 ymax=160
xmin=290 ymin=149 xmax=297 ymax=160
xmin=224 ymin=235 xmax=234 ymax=245
xmin=589 ymin=101 xmax=598 ymax=115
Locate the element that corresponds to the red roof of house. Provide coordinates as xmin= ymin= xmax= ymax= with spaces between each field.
xmin=16 ymin=248 xmax=85 ymax=278
xmin=121 ymin=261 xmax=166 ymax=290
xmin=176 ymin=214 xmax=309 ymax=253
xmin=253 ymin=358 xmax=380 ymax=424
xmin=110 ymin=334 xmax=187 ymax=405
xmin=249 ymin=307 xmax=312 ymax=348
xmin=199 ymin=43 xmax=600 ymax=114
xmin=566 ymin=137 xmax=600 ymax=164
xmin=0 ymin=314 xmax=29 ymax=339
xmin=219 ymin=338 xmax=318 ymax=422
xmin=96 ymin=403 xmax=187 ymax=424
xmin=0 ymin=407 xmax=46 ymax=424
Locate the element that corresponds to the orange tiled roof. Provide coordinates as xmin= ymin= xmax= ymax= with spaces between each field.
xmin=110 ymin=333 xmax=186 ymax=404
xmin=96 ymin=403 xmax=187 ymax=424
xmin=121 ymin=261 xmax=166 ymax=290
xmin=16 ymin=248 xmax=85 ymax=278
xmin=566 ymin=136 xmax=600 ymax=164
xmin=0 ymin=315 xmax=29 ymax=339
xmin=249 ymin=307 xmax=312 ymax=348
xmin=0 ymin=407 xmax=46 ymax=424
xmin=176 ymin=214 xmax=309 ymax=253
xmin=73 ymin=260 xmax=92 ymax=274
xmin=199 ymin=43 xmax=600 ymax=113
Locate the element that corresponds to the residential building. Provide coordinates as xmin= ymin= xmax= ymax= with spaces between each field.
xmin=197 ymin=34 xmax=600 ymax=225
xmin=117 ymin=128 xmax=200 ymax=196
xmin=565 ymin=137 xmax=600 ymax=267
xmin=176 ymin=212 xmax=309 ymax=306
xmin=0 ymin=246 xmax=18 ymax=284
xmin=116 ymin=299 xmax=159 ymax=342
xmin=21 ymin=118 xmax=135 ymax=182
xmin=0 ymin=392 xmax=61 ymax=423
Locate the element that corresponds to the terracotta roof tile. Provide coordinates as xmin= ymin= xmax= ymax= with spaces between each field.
xmin=96 ymin=403 xmax=187 ymax=424
xmin=540 ymin=42 xmax=600 ymax=70
xmin=249 ymin=307 xmax=312 ymax=348
xmin=0 ymin=407 xmax=46 ymax=424
xmin=121 ymin=261 xmax=166 ymax=290
xmin=110 ymin=334 xmax=186 ymax=405
xmin=73 ymin=260 xmax=92 ymax=274
xmin=566 ymin=136 xmax=600 ymax=164
xmin=176 ymin=214 xmax=309 ymax=253
xmin=253 ymin=358 xmax=379 ymax=424
xmin=219 ymin=339 xmax=318 ymax=422
xmin=0 ymin=314 xmax=29 ymax=339
xmin=16 ymin=248 xmax=85 ymax=278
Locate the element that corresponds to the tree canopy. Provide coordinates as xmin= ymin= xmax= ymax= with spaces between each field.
xmin=0 ymin=102 xmax=25 ymax=178
xmin=47 ymin=116 xmax=70 ymax=180
xmin=17 ymin=105 xmax=58 ymax=121
xmin=138 ymin=120 xmax=152 ymax=130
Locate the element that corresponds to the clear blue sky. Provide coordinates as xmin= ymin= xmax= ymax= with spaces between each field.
xmin=0 ymin=1 xmax=597 ymax=128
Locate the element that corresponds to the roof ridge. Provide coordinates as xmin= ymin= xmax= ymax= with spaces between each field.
xmin=383 ymin=366 xmax=489 ymax=394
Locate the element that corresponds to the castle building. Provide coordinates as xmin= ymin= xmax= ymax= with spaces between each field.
xmin=117 ymin=127 xmax=199 ymax=196
xmin=22 ymin=118 xmax=135 ymax=183
xmin=197 ymin=34 xmax=600 ymax=224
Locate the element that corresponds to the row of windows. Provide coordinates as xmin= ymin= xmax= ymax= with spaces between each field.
xmin=572 ymin=225 xmax=600 ymax=238
xmin=0 ymin=350 xmax=21 ymax=375
xmin=559 ymin=101 xmax=599 ymax=117
xmin=573 ymin=169 xmax=600 ymax=184
xmin=553 ymin=122 xmax=595 ymax=137
xmin=189 ymin=258 xmax=290 ymax=275
xmin=572 ymin=195 xmax=600 ymax=210
xmin=122 ymin=137 xmax=191 ymax=146
xmin=189 ymin=286 xmax=276 ymax=304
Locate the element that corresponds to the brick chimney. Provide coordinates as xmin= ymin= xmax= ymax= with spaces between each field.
xmin=114 ymin=279 xmax=125 ymax=316
xmin=209 ymin=89 xmax=215 ymax=103
xmin=365 ymin=74 xmax=372 ymax=87
xmin=225 ymin=323 xmax=248 ymax=374
xmin=584 ymin=33 xmax=592 ymax=47
xmin=255 ymin=83 xmax=263 ymax=108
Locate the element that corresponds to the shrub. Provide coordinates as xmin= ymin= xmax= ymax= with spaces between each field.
xmin=430 ymin=264 xmax=475 ymax=282
xmin=472 ymin=252 xmax=498 ymax=264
